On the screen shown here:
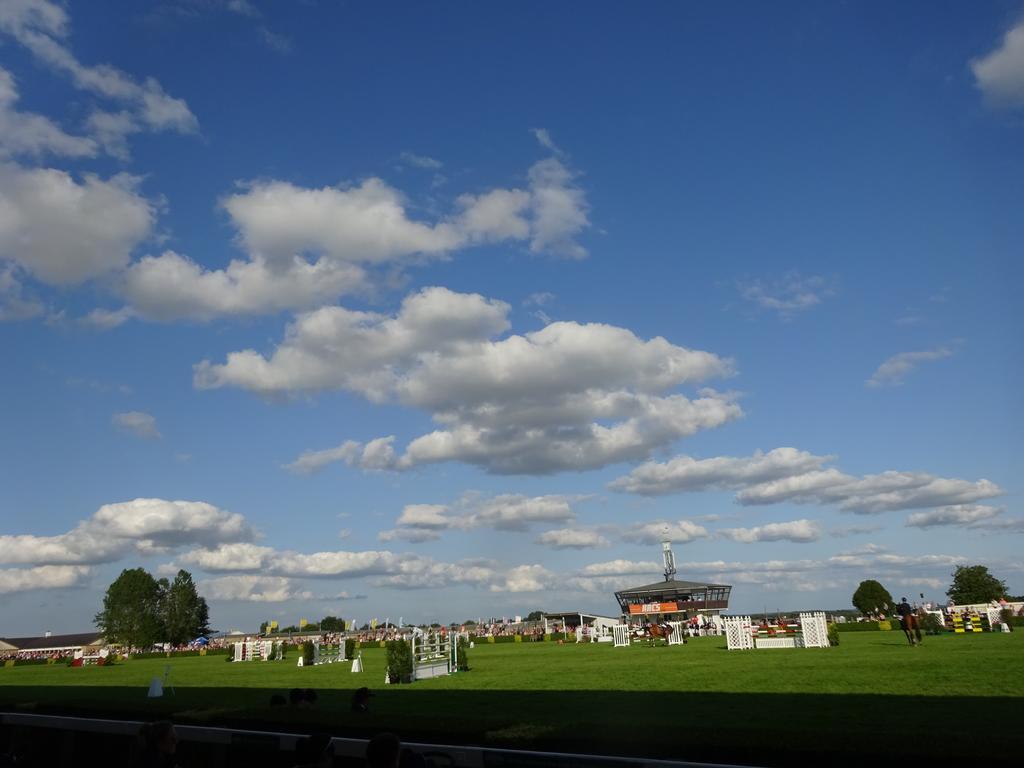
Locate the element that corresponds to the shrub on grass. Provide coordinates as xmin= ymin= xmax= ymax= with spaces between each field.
xmin=921 ymin=613 xmax=945 ymax=635
xmin=302 ymin=642 xmax=315 ymax=666
xmin=344 ymin=638 xmax=356 ymax=659
xmin=456 ymin=637 xmax=470 ymax=671
xmin=827 ymin=623 xmax=840 ymax=646
xmin=385 ymin=640 xmax=413 ymax=683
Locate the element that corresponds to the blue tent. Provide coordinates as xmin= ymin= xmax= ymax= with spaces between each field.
xmin=192 ymin=636 xmax=209 ymax=646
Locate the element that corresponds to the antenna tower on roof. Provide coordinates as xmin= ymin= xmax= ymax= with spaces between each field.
xmin=661 ymin=528 xmax=676 ymax=583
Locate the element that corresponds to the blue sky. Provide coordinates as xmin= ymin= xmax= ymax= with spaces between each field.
xmin=1 ymin=0 xmax=1021 ymax=635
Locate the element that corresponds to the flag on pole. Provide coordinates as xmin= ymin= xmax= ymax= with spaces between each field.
xmin=371 ymin=618 xmax=378 ymax=629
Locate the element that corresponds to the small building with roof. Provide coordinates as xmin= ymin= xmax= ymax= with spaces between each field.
xmin=0 ymin=631 xmax=105 ymax=655
xmin=540 ymin=611 xmax=620 ymax=634
xmin=614 ymin=536 xmax=731 ymax=623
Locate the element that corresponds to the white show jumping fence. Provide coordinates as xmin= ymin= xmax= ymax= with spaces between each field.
xmin=410 ymin=629 xmax=457 ymax=681
xmin=612 ymin=624 xmax=630 ymax=647
xmin=73 ymin=648 xmax=110 ymax=665
xmin=296 ymin=640 xmax=346 ymax=667
xmin=231 ymin=639 xmax=290 ymax=662
xmin=723 ymin=612 xmax=829 ymax=650
xmin=667 ymin=621 xmax=686 ymax=646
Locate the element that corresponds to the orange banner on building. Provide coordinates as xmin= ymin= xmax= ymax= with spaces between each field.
xmin=628 ymin=602 xmax=679 ymax=614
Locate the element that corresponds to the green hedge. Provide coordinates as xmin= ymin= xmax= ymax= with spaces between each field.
xmin=130 ymin=648 xmax=229 ymax=660
xmin=834 ymin=621 xmax=884 ymax=632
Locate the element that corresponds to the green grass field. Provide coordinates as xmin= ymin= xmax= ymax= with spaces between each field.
xmin=2 ymin=632 xmax=1022 ymax=765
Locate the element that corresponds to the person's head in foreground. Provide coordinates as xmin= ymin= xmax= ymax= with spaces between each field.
xmin=140 ymin=720 xmax=177 ymax=756
xmin=366 ymin=732 xmax=401 ymax=768
xmin=295 ymin=732 xmax=333 ymax=768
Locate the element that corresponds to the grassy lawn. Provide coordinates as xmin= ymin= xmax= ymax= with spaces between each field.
xmin=2 ymin=632 xmax=1022 ymax=765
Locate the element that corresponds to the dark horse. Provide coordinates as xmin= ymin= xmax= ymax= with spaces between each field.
xmin=645 ymin=621 xmax=684 ymax=646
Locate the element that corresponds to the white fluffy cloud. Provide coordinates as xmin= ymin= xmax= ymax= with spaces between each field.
xmin=718 ymin=519 xmax=822 ymax=543
xmin=0 ymin=164 xmax=155 ymax=285
xmin=905 ymin=504 xmax=1004 ymax=529
xmin=201 ymin=286 xmax=738 ymax=474
xmin=738 ymin=273 xmax=833 ymax=317
xmin=198 ymin=575 xmax=314 ymax=603
xmin=220 ymin=156 xmax=584 ymax=268
xmin=0 ymin=67 xmax=96 ymax=158
xmin=612 ymin=447 xmax=1002 ymax=515
xmin=378 ymin=493 xmax=578 ymax=541
xmin=971 ymin=22 xmax=1024 ymax=108
xmin=525 ymin=157 xmax=589 ymax=258
xmin=489 ymin=564 xmax=553 ymax=593
xmin=623 ymin=520 xmax=709 ymax=545
xmin=0 ymin=564 xmax=90 ymax=594
xmin=112 ymin=411 xmax=161 ymax=439
xmin=535 ymin=528 xmax=609 ymax=549
xmin=179 ymin=540 xmax=522 ymax=592
xmin=580 ymin=560 xmax=661 ymax=577
xmin=286 ymin=437 xmax=396 ymax=474
xmin=109 ymin=147 xmax=588 ymax=322
xmin=0 ymin=1 xmax=198 ymax=140
xmin=0 ymin=498 xmax=253 ymax=566
xmin=610 ymin=447 xmax=830 ymax=495
xmin=120 ymin=251 xmax=365 ymax=322
xmin=866 ymin=345 xmax=954 ymax=387
xmin=736 ymin=469 xmax=1001 ymax=514
xmin=222 ymin=177 xmax=463 ymax=266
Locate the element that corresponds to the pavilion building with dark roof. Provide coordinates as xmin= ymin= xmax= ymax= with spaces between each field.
xmin=0 ymin=631 xmax=105 ymax=655
xmin=614 ymin=536 xmax=731 ymax=622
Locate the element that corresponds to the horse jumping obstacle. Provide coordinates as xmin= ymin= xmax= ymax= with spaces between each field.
xmin=296 ymin=641 xmax=346 ymax=666
xmin=612 ymin=624 xmax=630 ymax=647
xmin=72 ymin=648 xmax=110 ymax=666
xmin=234 ymin=639 xmax=283 ymax=662
xmin=410 ymin=629 xmax=458 ymax=680
xmin=667 ymin=621 xmax=686 ymax=646
xmin=724 ymin=613 xmax=829 ymax=650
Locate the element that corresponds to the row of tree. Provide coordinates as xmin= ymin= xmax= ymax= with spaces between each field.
xmin=94 ymin=568 xmax=210 ymax=648
xmin=852 ymin=565 xmax=1013 ymax=615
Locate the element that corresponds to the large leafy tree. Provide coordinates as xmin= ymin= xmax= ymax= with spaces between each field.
xmin=95 ymin=568 xmax=166 ymax=648
xmin=161 ymin=569 xmax=210 ymax=644
xmin=852 ymin=579 xmax=893 ymax=615
xmin=526 ymin=610 xmax=544 ymax=622
xmin=319 ymin=616 xmax=345 ymax=632
xmin=947 ymin=565 xmax=1007 ymax=605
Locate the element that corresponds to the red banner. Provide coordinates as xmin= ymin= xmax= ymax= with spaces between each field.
xmin=628 ymin=601 xmax=679 ymax=614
